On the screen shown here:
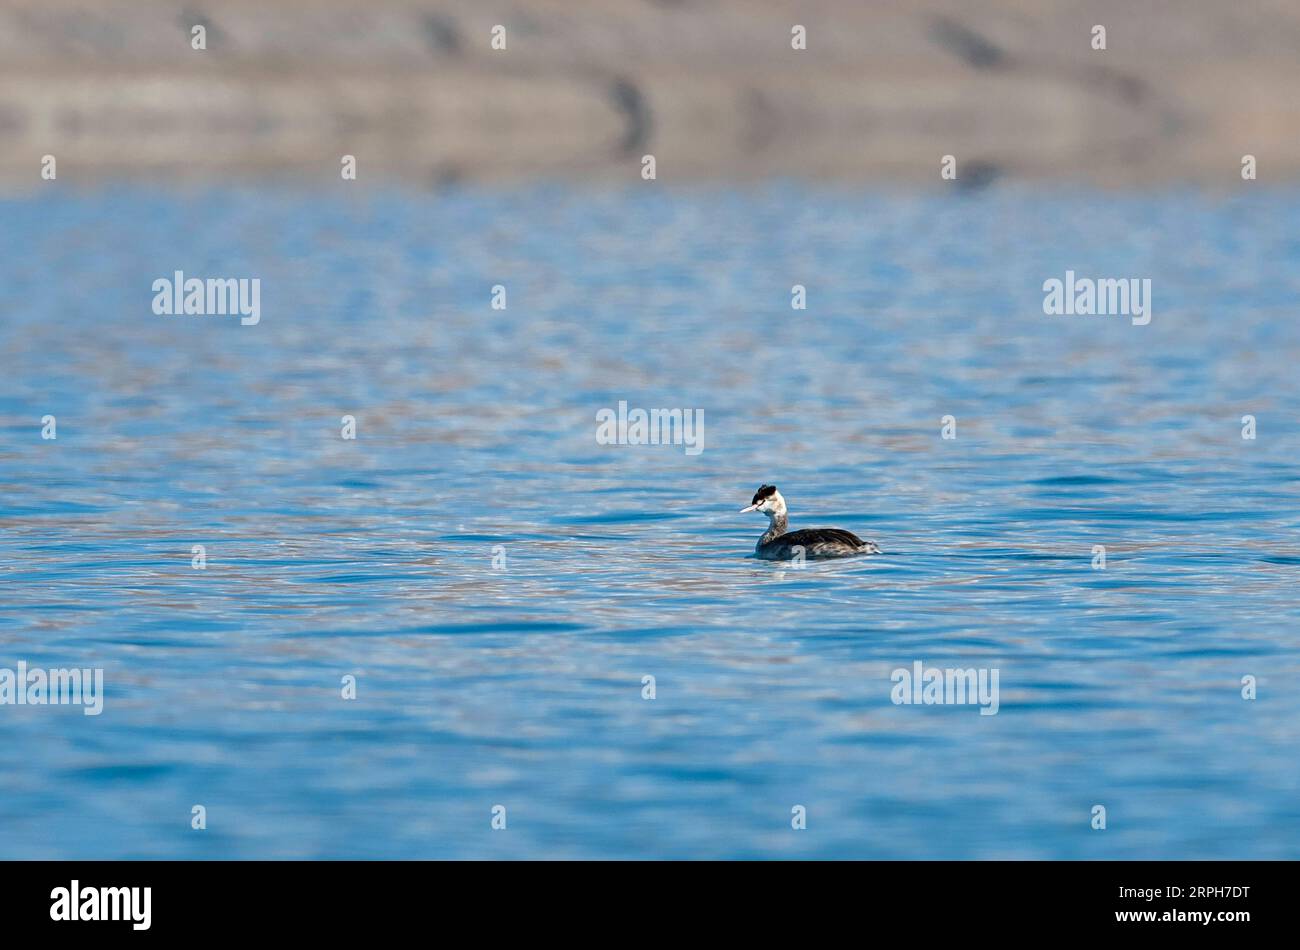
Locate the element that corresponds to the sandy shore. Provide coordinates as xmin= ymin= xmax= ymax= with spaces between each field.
xmin=3 ymin=0 xmax=1299 ymax=189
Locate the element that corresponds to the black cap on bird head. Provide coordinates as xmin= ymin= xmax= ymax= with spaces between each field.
xmin=740 ymin=484 xmax=781 ymax=514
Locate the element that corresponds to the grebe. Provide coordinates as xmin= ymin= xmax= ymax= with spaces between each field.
xmin=739 ymin=485 xmax=881 ymax=560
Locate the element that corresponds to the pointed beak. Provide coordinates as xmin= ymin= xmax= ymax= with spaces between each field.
xmin=739 ymin=503 xmax=760 ymax=513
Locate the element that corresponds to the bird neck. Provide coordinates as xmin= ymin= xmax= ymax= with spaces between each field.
xmin=762 ymin=511 xmax=788 ymax=542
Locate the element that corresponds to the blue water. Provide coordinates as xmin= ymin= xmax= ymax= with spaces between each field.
xmin=1 ymin=184 xmax=1298 ymax=859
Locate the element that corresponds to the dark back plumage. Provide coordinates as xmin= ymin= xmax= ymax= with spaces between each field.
xmin=783 ymin=527 xmax=867 ymax=548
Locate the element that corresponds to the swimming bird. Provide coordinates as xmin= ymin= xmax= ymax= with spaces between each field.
xmin=739 ymin=485 xmax=881 ymax=560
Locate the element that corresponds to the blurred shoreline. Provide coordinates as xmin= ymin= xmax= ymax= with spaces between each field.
xmin=3 ymin=0 xmax=1299 ymax=191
